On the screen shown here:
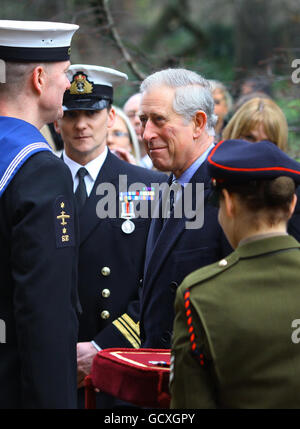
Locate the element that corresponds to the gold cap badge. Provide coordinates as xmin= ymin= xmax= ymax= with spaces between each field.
xmin=70 ymin=72 xmax=93 ymax=95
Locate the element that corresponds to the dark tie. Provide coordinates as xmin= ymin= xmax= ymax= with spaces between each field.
xmin=75 ymin=167 xmax=88 ymax=211
xmin=163 ymin=179 xmax=179 ymax=222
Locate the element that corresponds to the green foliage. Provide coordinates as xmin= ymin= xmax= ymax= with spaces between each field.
xmin=278 ymin=99 xmax=300 ymax=125
xmin=276 ymin=97 xmax=300 ymax=159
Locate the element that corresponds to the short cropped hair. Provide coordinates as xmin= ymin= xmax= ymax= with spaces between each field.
xmin=140 ymin=68 xmax=217 ymax=136
xmin=220 ymin=176 xmax=295 ymax=226
xmin=0 ymin=62 xmax=51 ymax=98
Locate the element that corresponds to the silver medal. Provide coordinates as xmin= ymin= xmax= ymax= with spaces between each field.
xmin=121 ymin=219 xmax=135 ymax=234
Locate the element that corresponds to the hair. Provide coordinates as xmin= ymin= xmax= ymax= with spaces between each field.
xmin=233 ymin=91 xmax=271 ymax=113
xmin=0 ymin=61 xmax=51 ymax=98
xmin=112 ymin=105 xmax=141 ymax=163
xmin=222 ymin=97 xmax=288 ymax=151
xmin=209 ymin=79 xmax=233 ymax=113
xmin=140 ymin=68 xmax=217 ymax=136
xmin=220 ymin=176 xmax=295 ymax=226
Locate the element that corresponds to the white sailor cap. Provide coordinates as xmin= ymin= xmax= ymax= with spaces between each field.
xmin=0 ymin=20 xmax=79 ymax=62
xmin=63 ymin=64 xmax=128 ymax=111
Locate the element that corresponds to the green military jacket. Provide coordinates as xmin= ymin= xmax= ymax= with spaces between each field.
xmin=170 ymin=235 xmax=300 ymax=409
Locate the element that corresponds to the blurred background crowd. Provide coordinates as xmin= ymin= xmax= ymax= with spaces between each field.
xmin=2 ymin=0 xmax=300 ymax=160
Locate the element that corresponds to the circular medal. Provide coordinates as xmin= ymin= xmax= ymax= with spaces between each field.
xmin=121 ymin=219 xmax=135 ymax=234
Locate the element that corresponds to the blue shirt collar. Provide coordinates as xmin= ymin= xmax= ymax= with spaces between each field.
xmin=174 ymin=143 xmax=214 ymax=186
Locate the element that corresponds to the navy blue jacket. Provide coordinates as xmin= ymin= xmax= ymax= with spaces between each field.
xmin=73 ymin=150 xmax=167 ymax=348
xmin=0 ymin=151 xmax=79 ymax=408
xmin=140 ymin=160 xmax=232 ymax=348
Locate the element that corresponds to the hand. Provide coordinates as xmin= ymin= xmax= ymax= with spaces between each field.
xmin=77 ymin=341 xmax=98 ymax=389
xmin=110 ymin=146 xmax=137 ymax=165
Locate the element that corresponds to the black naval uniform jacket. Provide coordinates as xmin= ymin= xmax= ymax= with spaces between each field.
xmin=0 ymin=151 xmax=79 ymax=409
xmin=70 ymin=150 xmax=167 ymax=348
xmin=140 ymin=160 xmax=232 ymax=349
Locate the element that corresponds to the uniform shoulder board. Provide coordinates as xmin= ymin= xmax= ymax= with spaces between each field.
xmin=183 ymin=251 xmax=239 ymax=290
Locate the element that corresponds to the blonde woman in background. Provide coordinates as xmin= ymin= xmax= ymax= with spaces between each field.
xmin=222 ymin=97 xmax=288 ymax=151
xmin=222 ymin=96 xmax=300 ymax=242
xmin=107 ymin=106 xmax=141 ymax=165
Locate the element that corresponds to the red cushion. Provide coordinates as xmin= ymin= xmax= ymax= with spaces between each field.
xmin=90 ymin=348 xmax=171 ymax=408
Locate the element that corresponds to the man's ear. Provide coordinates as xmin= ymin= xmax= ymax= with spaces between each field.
xmin=222 ymin=188 xmax=236 ymax=218
xmin=107 ymin=106 xmax=116 ymax=129
xmin=32 ymin=65 xmax=47 ymax=95
xmin=193 ymin=110 xmax=207 ymax=139
xmin=288 ymin=193 xmax=298 ymax=219
xmin=53 ymin=120 xmax=61 ymax=134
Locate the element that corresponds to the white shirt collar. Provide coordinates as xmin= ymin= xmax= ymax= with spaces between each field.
xmin=63 ymin=146 xmax=108 ymax=181
xmin=63 ymin=146 xmax=108 ymax=195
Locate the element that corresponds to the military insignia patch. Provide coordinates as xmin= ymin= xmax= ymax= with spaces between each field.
xmin=69 ymin=72 xmax=93 ymax=95
xmin=54 ymin=196 xmax=75 ymax=248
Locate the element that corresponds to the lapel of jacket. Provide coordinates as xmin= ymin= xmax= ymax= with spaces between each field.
xmin=143 ymin=160 xmax=213 ymax=292
xmin=78 ymin=151 xmax=120 ymax=245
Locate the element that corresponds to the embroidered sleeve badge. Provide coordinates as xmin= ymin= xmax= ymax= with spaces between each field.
xmin=54 ymin=196 xmax=75 ymax=248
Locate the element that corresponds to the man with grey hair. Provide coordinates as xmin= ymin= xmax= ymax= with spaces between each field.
xmin=138 ymin=68 xmax=231 ymax=349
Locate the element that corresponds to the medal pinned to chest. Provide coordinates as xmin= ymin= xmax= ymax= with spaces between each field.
xmin=119 ymin=188 xmax=155 ymax=234
xmin=120 ymin=198 xmax=136 ymax=234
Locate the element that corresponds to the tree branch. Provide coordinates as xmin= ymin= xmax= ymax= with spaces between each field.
xmin=102 ymin=0 xmax=146 ymax=81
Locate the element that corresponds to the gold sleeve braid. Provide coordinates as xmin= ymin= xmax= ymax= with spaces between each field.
xmin=113 ymin=314 xmax=141 ymax=348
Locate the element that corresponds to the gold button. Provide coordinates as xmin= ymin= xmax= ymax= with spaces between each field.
xmin=102 ymin=288 xmax=110 ymax=298
xmin=218 ymin=259 xmax=228 ymax=267
xmin=101 ymin=266 xmax=111 ymax=276
xmin=101 ymin=310 xmax=110 ymax=320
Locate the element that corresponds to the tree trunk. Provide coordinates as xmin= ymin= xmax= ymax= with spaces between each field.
xmin=234 ymin=0 xmax=272 ymax=78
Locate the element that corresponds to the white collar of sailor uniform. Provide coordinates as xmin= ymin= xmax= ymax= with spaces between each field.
xmin=63 ymin=146 xmax=108 ymax=196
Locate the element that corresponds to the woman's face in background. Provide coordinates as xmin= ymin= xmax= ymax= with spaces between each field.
xmin=107 ymin=115 xmax=132 ymax=153
xmin=239 ymin=122 xmax=269 ymax=143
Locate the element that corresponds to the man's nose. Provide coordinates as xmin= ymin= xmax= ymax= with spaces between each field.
xmin=142 ymin=120 xmax=157 ymax=142
xmin=75 ymin=115 xmax=88 ymax=129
